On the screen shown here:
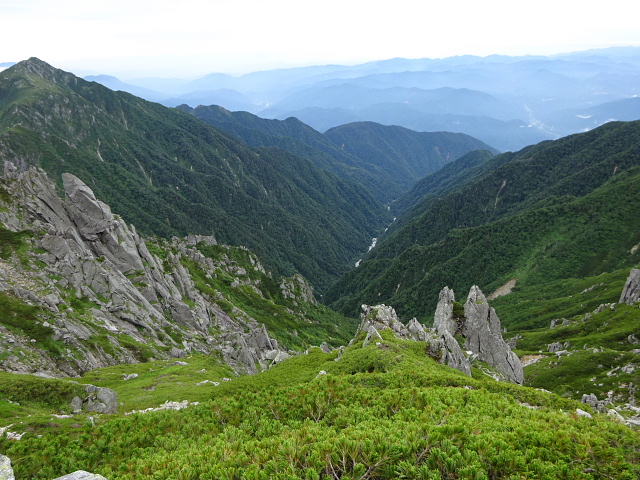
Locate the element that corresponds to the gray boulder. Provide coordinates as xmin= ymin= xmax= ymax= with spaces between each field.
xmin=0 ymin=455 xmax=14 ymax=480
xmin=431 ymin=287 xmax=472 ymax=376
xmin=81 ymin=385 xmax=119 ymax=414
xmin=52 ymin=472 xmax=108 ymax=480
xmin=463 ymin=286 xmax=524 ymax=384
xmin=438 ymin=330 xmax=472 ymax=377
xmin=62 ymin=173 xmax=115 ymax=242
xmin=433 ymin=286 xmax=457 ymax=335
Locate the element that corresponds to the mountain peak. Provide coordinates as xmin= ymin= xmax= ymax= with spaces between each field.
xmin=12 ymin=57 xmax=77 ymax=86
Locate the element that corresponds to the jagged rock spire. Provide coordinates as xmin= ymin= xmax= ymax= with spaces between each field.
xmin=357 ymin=285 xmax=523 ymax=384
xmin=463 ymin=286 xmax=524 ymax=384
xmin=620 ymin=268 xmax=640 ymax=305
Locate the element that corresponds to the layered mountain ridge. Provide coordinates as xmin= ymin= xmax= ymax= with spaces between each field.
xmin=0 ymin=58 xmax=390 ymax=293
xmin=183 ymin=105 xmax=496 ymax=204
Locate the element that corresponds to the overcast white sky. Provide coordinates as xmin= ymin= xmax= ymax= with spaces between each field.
xmin=2 ymin=0 xmax=639 ymax=78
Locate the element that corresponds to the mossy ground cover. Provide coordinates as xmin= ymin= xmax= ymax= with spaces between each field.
xmin=2 ymin=337 xmax=639 ymax=479
xmin=0 ymin=371 xmax=88 ymax=436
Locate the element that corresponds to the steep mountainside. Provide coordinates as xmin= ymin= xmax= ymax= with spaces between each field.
xmin=182 ymin=106 xmax=494 ymax=204
xmin=326 ymin=120 xmax=640 ymax=319
xmin=0 ymin=58 xmax=389 ymax=292
xmin=323 ymin=122 xmax=498 ymax=196
xmin=181 ymin=104 xmax=393 ymax=203
xmin=0 ymin=162 xmax=356 ymax=377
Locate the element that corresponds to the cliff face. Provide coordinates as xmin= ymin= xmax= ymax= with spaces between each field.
xmin=0 ymin=161 xmax=313 ymax=377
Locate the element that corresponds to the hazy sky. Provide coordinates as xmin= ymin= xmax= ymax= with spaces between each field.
xmin=2 ymin=0 xmax=639 ymax=78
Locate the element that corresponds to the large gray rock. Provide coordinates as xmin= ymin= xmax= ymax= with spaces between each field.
xmin=62 ymin=173 xmax=114 ymax=242
xmin=82 ymin=385 xmax=119 ymax=414
xmin=51 ymin=471 xmax=108 ymax=480
xmin=431 ymin=287 xmax=472 ymax=376
xmin=433 ymin=286 xmax=457 ymax=335
xmin=357 ymin=303 xmax=472 ymax=376
xmin=0 ymin=455 xmax=14 ymax=480
xmin=620 ymin=268 xmax=640 ymax=305
xmin=463 ymin=286 xmax=524 ymax=384
xmin=438 ymin=330 xmax=472 ymax=377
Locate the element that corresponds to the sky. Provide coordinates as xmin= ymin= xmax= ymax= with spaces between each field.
xmin=2 ymin=0 xmax=639 ymax=79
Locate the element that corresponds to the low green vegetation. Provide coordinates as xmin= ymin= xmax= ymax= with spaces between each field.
xmin=1 ymin=337 xmax=638 ymax=479
xmin=489 ymin=266 xmax=640 ymax=405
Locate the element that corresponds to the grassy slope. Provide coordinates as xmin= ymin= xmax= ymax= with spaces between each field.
xmin=1 ymin=333 xmax=639 ymax=479
xmin=492 ymin=266 xmax=640 ymax=405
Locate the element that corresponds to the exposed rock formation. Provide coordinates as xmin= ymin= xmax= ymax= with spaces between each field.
xmin=432 ymin=287 xmax=472 ymax=376
xmin=52 ymin=472 xmax=108 ymax=480
xmin=0 ymin=163 xmax=302 ymax=377
xmin=0 ymin=455 xmax=14 ymax=480
xmin=356 ymin=285 xmax=523 ymax=384
xmin=461 ymin=286 xmax=523 ymax=384
xmin=70 ymin=385 xmax=119 ymax=414
xmin=620 ymin=268 xmax=640 ymax=305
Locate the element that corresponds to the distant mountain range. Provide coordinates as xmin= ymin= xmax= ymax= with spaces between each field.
xmin=72 ymin=47 xmax=640 ymax=151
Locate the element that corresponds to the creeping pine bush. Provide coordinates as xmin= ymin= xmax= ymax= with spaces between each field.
xmin=2 ymin=340 xmax=640 ymax=479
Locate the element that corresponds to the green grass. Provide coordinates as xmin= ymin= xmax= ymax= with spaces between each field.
xmin=488 ymin=266 xmax=640 ymax=405
xmin=79 ymin=355 xmax=235 ymax=412
xmin=524 ymin=349 xmax=640 ymax=400
xmin=492 ymin=268 xmax=630 ymax=331
xmin=1 ymin=337 xmax=638 ymax=480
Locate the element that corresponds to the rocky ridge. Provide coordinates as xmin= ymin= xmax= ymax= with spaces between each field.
xmin=355 ymin=284 xmax=523 ymax=384
xmin=0 ymin=162 xmax=308 ymax=377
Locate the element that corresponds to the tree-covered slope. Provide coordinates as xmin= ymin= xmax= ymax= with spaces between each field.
xmin=185 ymin=107 xmax=495 ymax=204
xmin=0 ymin=58 xmax=389 ymax=292
xmin=326 ymin=121 xmax=640 ymax=319
xmin=181 ymin=104 xmax=395 ymax=203
xmin=324 ymin=121 xmax=498 ymax=198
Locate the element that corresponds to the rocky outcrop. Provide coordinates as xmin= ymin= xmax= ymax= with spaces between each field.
xmin=356 ymin=285 xmax=523 ymax=384
xmin=0 ymin=456 xmax=107 ymax=480
xmin=461 ymin=286 xmax=523 ymax=384
xmin=431 ymin=288 xmax=472 ymax=376
xmin=52 ymin=472 xmax=108 ymax=480
xmin=0 ymin=163 xmax=300 ymax=377
xmin=70 ymin=385 xmax=119 ymax=414
xmin=356 ymin=303 xmax=472 ymax=377
xmin=620 ymin=268 xmax=640 ymax=305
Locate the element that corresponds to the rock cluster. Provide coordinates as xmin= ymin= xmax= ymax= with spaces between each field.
xmin=0 ymin=163 xmax=298 ymax=376
xmin=356 ymin=285 xmax=523 ymax=384
xmin=70 ymin=384 xmax=119 ymax=414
